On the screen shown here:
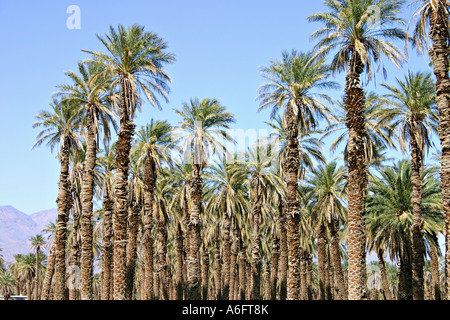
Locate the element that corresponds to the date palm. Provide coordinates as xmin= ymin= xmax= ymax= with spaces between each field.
xmin=174 ymin=97 xmax=235 ymax=299
xmin=33 ymin=98 xmax=83 ymax=300
xmin=131 ymin=120 xmax=173 ymax=299
xmin=29 ymin=234 xmax=45 ymax=300
xmin=0 ymin=271 xmax=15 ymax=300
xmin=307 ymin=162 xmax=348 ymax=300
xmin=308 ymin=0 xmax=406 ymax=299
xmin=59 ymin=61 xmax=118 ymax=300
xmin=410 ymin=0 xmax=450 ymax=297
xmin=84 ymin=24 xmax=175 ymax=299
xmin=257 ymin=49 xmax=337 ymax=299
xmin=205 ymin=157 xmax=248 ymax=299
xmin=366 ymin=160 xmax=443 ymax=299
xmin=376 ymin=70 xmax=438 ymax=299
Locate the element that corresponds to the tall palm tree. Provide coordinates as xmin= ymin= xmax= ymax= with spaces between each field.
xmin=205 ymin=157 xmax=248 ymax=300
xmin=411 ymin=0 xmax=450 ymax=297
xmin=131 ymin=120 xmax=173 ymax=300
xmin=366 ymin=160 xmax=443 ymax=299
xmin=29 ymin=234 xmax=45 ymax=300
xmin=257 ymin=50 xmax=337 ymax=299
xmin=84 ymin=24 xmax=175 ymax=300
xmin=308 ymin=0 xmax=406 ymax=299
xmin=307 ymin=162 xmax=348 ymax=300
xmin=376 ymin=70 xmax=438 ymax=299
xmin=97 ymin=142 xmax=116 ymax=300
xmin=59 ymin=61 xmax=118 ymax=300
xmin=33 ymin=98 xmax=83 ymax=300
xmin=237 ymin=146 xmax=284 ymax=300
xmin=0 ymin=271 xmax=15 ymax=300
xmin=174 ymin=97 xmax=235 ymax=299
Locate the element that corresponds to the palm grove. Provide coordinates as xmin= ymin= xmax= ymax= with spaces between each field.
xmin=0 ymin=0 xmax=449 ymax=301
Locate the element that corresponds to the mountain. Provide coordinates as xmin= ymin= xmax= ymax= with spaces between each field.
xmin=0 ymin=206 xmax=57 ymax=264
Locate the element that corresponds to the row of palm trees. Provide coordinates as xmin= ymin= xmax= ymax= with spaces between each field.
xmin=1 ymin=0 xmax=447 ymax=300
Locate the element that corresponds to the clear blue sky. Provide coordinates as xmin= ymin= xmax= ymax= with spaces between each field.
xmin=0 ymin=0 xmax=437 ymax=215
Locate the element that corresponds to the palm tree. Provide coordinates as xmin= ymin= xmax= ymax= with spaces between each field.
xmin=33 ymin=98 xmax=83 ymax=300
xmin=97 ymin=142 xmax=116 ymax=300
xmin=307 ymin=162 xmax=348 ymax=300
xmin=410 ymin=0 xmax=450 ymax=297
xmin=84 ymin=24 xmax=175 ymax=300
xmin=376 ymin=70 xmax=438 ymax=299
xmin=366 ymin=160 xmax=443 ymax=299
xmin=205 ymin=157 xmax=248 ymax=299
xmin=0 ymin=271 xmax=15 ymax=300
xmin=257 ymin=49 xmax=337 ymax=299
xmin=174 ymin=97 xmax=235 ymax=299
xmin=29 ymin=234 xmax=46 ymax=300
xmin=59 ymin=61 xmax=118 ymax=300
xmin=308 ymin=0 xmax=406 ymax=299
xmin=131 ymin=120 xmax=173 ymax=299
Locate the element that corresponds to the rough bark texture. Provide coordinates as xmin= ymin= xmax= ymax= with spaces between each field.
xmin=317 ymin=222 xmax=327 ymax=300
xmin=101 ymin=189 xmax=114 ymax=300
xmin=238 ymin=246 xmax=247 ymax=300
xmin=214 ymin=228 xmax=222 ymax=300
xmin=398 ymin=251 xmax=413 ymax=300
xmin=80 ymin=112 xmax=97 ymax=300
xmin=278 ymin=201 xmax=288 ymax=300
xmin=68 ymin=188 xmax=80 ymax=301
xmin=285 ymin=105 xmax=301 ymax=300
xmin=201 ymin=243 xmax=209 ymax=300
xmin=410 ymin=138 xmax=425 ymax=300
xmin=113 ymin=85 xmax=135 ymax=300
xmin=187 ymin=164 xmax=202 ymax=300
xmin=377 ymin=249 xmax=391 ymax=300
xmin=53 ymin=138 xmax=71 ymax=300
xmin=156 ymin=204 xmax=169 ymax=300
xmin=300 ymin=250 xmax=308 ymax=300
xmin=345 ymin=53 xmax=368 ymax=300
xmin=125 ymin=202 xmax=141 ymax=299
xmin=229 ymin=222 xmax=239 ymax=300
xmin=250 ymin=175 xmax=262 ymax=300
xmin=40 ymin=245 xmax=55 ymax=300
xmin=430 ymin=243 xmax=441 ymax=300
xmin=222 ymin=211 xmax=231 ymax=300
xmin=429 ymin=8 xmax=450 ymax=299
xmin=270 ymin=237 xmax=280 ymax=300
xmin=176 ymin=223 xmax=184 ymax=300
xmin=329 ymin=218 xmax=347 ymax=300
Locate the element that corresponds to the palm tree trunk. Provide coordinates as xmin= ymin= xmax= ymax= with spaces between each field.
xmin=156 ymin=203 xmax=168 ymax=300
xmin=125 ymin=202 xmax=141 ymax=300
xmin=300 ymin=250 xmax=307 ymax=300
xmin=317 ymin=222 xmax=327 ymax=300
xmin=222 ymin=210 xmax=231 ymax=300
xmin=80 ymin=114 xmax=97 ymax=300
xmin=306 ymin=253 xmax=313 ymax=300
xmin=430 ymin=242 xmax=441 ymax=300
xmin=251 ymin=177 xmax=262 ymax=300
xmin=187 ymin=164 xmax=202 ymax=300
xmin=264 ymin=264 xmax=271 ymax=300
xmin=278 ymin=200 xmax=288 ymax=300
xmin=285 ymin=106 xmax=301 ymax=300
xmin=377 ymin=248 xmax=391 ymax=300
xmin=113 ymin=79 xmax=136 ymax=300
xmin=68 ymin=189 xmax=80 ymax=300
xmin=270 ymin=237 xmax=280 ymax=300
xmin=176 ymin=223 xmax=184 ymax=300
xmin=410 ymin=138 xmax=425 ymax=300
xmin=238 ymin=246 xmax=247 ymax=300
xmin=53 ymin=138 xmax=71 ymax=300
xmin=429 ymin=9 xmax=450 ymax=299
xmin=229 ymin=222 xmax=239 ymax=300
xmin=398 ymin=252 xmax=413 ymax=300
xmin=101 ymin=188 xmax=114 ymax=300
xmin=34 ymin=248 xmax=40 ymax=300
xmin=329 ymin=218 xmax=347 ymax=299
xmin=142 ymin=155 xmax=156 ymax=300
xmin=214 ymin=226 xmax=222 ymax=300
xmin=201 ymin=243 xmax=209 ymax=300
xmin=41 ymin=245 xmax=55 ymax=300
xmin=345 ymin=52 xmax=368 ymax=300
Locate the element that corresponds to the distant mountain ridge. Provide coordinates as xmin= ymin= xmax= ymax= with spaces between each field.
xmin=0 ymin=205 xmax=57 ymax=264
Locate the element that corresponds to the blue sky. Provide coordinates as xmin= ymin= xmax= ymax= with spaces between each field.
xmin=0 ymin=0 xmax=438 ymax=216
